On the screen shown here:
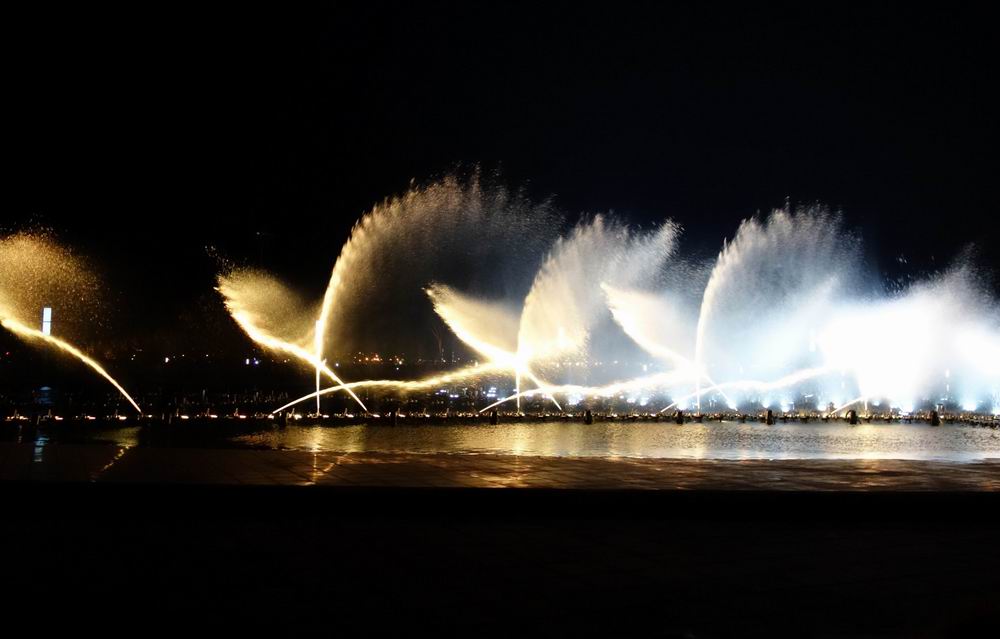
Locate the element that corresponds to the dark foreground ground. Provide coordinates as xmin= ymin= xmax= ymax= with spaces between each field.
xmin=3 ymin=446 xmax=1000 ymax=637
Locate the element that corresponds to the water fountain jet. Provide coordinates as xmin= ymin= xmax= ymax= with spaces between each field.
xmin=0 ymin=232 xmax=141 ymax=413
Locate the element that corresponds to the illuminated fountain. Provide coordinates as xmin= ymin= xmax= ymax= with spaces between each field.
xmin=212 ymin=176 xmax=1000 ymax=420
xmin=270 ymin=213 xmax=687 ymax=415
xmin=219 ymin=176 xmax=559 ymax=414
xmin=428 ymin=215 xmax=678 ymax=411
xmin=596 ymin=208 xmax=869 ymax=414
xmin=816 ymin=265 xmax=1000 ymax=416
xmin=216 ymin=268 xmax=368 ymax=412
xmin=0 ymin=232 xmax=141 ymax=413
xmin=467 ymin=209 xmax=861 ymax=414
xmin=5 ymin=179 xmax=996 ymax=424
xmin=432 ymin=206 xmax=999 ymax=418
xmin=510 ymin=208 xmax=999 ymax=417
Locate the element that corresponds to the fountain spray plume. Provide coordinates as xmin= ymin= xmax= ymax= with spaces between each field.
xmin=221 ymin=174 xmax=559 ymax=414
xmin=690 ymin=207 xmax=863 ymax=411
xmin=219 ymin=177 xmax=1000 ymax=418
xmin=604 ymin=286 xmax=737 ymax=411
xmin=308 ymin=201 xmax=1000 ymax=416
xmin=215 ymin=268 xmax=368 ymax=412
xmin=428 ymin=215 xmax=682 ymax=412
xmin=817 ymin=260 xmax=1000 ymax=412
xmin=0 ymin=231 xmax=141 ymax=413
xmin=315 ymin=173 xmax=561 ymax=359
xmin=425 ymin=283 xmax=546 ymax=411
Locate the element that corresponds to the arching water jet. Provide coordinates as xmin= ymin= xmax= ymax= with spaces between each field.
xmin=0 ymin=232 xmax=141 ymax=413
xmin=1 ymin=317 xmax=141 ymax=413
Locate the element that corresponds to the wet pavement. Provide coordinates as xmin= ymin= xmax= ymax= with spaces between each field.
xmin=3 ymin=441 xmax=1000 ymax=490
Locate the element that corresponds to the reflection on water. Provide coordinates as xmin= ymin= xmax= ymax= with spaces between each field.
xmin=33 ymin=433 xmax=47 ymax=462
xmin=18 ymin=421 xmax=1000 ymax=462
xmin=232 ymin=421 xmax=1000 ymax=462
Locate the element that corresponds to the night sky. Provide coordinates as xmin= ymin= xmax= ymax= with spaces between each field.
xmin=8 ymin=3 xmax=997 ymax=347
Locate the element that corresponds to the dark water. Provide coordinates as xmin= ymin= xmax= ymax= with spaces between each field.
xmin=27 ymin=420 xmax=1000 ymax=461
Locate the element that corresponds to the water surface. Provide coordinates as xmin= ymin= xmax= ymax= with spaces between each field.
xmin=236 ymin=421 xmax=1000 ymax=461
xmin=23 ymin=420 xmax=1000 ymax=461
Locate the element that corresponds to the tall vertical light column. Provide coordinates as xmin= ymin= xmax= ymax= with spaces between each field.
xmin=41 ymin=307 xmax=52 ymax=335
xmin=515 ymin=368 xmax=521 ymax=414
xmin=315 ymin=319 xmax=323 ymax=416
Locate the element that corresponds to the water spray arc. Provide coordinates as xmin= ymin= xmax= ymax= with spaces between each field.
xmin=220 ymin=178 xmax=563 ymax=414
xmin=425 ymin=283 xmax=562 ymax=413
xmin=217 ymin=180 xmax=1000 ymax=419
xmin=215 ymin=277 xmax=368 ymax=412
xmin=9 ymin=181 xmax=999 ymax=422
xmin=1 ymin=317 xmax=142 ymax=413
xmin=1 ymin=232 xmax=142 ymax=414
xmin=269 ymin=362 xmax=506 ymax=414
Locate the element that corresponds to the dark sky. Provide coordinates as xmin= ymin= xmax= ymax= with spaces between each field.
xmin=8 ymin=2 xmax=998 ymax=334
